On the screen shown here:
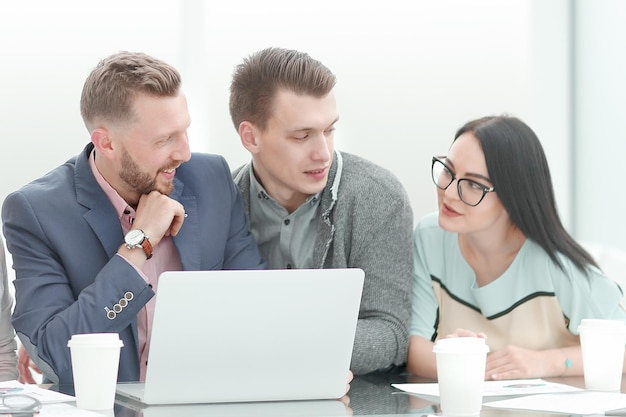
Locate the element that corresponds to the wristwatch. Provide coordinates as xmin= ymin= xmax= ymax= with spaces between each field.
xmin=124 ymin=229 xmax=153 ymax=260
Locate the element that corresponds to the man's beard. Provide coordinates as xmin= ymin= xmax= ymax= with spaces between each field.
xmin=120 ymin=148 xmax=174 ymax=196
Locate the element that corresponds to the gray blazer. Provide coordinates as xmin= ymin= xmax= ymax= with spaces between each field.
xmin=2 ymin=143 xmax=265 ymax=384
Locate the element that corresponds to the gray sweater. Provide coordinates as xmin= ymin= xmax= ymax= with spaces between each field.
xmin=233 ymin=151 xmax=413 ymax=374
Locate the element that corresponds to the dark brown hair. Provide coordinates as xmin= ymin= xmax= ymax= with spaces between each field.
xmin=229 ymin=47 xmax=336 ymax=131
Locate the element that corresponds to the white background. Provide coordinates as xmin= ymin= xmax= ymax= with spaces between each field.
xmin=0 ymin=0 xmax=623 ymax=252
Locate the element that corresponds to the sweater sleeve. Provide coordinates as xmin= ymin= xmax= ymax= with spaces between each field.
xmin=343 ymin=170 xmax=414 ymax=374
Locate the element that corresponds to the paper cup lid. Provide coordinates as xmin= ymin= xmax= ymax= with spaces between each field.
xmin=578 ymin=319 xmax=626 ymax=332
xmin=432 ymin=337 xmax=490 ymax=354
xmin=67 ymin=333 xmax=124 ymax=348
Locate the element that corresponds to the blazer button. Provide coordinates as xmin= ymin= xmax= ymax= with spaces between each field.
xmin=105 ymin=307 xmax=116 ymax=320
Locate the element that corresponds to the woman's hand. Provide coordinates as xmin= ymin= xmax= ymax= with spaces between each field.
xmin=445 ymin=328 xmax=487 ymax=339
xmin=486 ymin=345 xmax=552 ymax=380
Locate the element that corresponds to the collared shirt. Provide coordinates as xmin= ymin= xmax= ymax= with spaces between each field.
xmin=248 ymin=167 xmax=320 ymax=269
xmin=89 ymin=150 xmax=182 ymax=381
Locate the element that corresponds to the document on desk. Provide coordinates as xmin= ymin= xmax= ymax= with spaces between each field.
xmin=392 ymin=378 xmax=582 ymax=397
xmin=483 ymin=391 xmax=626 ymax=415
xmin=0 ymin=381 xmax=109 ymax=417
xmin=0 ymin=380 xmax=75 ymax=403
xmin=39 ymin=403 xmax=109 ymax=417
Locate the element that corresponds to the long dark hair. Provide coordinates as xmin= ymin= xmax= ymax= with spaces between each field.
xmin=455 ymin=115 xmax=598 ymax=272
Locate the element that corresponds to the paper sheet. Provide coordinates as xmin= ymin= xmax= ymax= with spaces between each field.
xmin=392 ymin=378 xmax=582 ymax=397
xmin=0 ymin=380 xmax=75 ymax=403
xmin=483 ymin=391 xmax=626 ymax=415
xmin=0 ymin=381 xmax=107 ymax=417
xmin=39 ymin=403 xmax=109 ymax=417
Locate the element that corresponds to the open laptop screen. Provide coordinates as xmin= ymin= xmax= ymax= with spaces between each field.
xmin=117 ymin=268 xmax=364 ymax=405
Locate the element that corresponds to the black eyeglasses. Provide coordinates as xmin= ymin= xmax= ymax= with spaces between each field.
xmin=431 ymin=156 xmax=495 ymax=206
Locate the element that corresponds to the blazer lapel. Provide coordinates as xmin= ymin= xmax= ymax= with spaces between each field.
xmin=74 ymin=144 xmax=124 ymax=258
xmin=74 ymin=144 xmax=201 ymax=270
xmin=170 ymin=177 xmax=201 ymax=270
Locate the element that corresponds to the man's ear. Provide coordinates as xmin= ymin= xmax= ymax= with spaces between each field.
xmin=238 ymin=121 xmax=260 ymax=154
xmin=91 ymin=126 xmax=116 ymax=161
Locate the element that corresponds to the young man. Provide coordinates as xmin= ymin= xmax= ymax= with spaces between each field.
xmin=2 ymin=52 xmax=265 ymax=385
xmin=230 ymin=47 xmax=414 ymax=374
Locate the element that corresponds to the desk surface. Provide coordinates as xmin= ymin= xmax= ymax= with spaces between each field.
xmin=94 ymin=371 xmax=623 ymax=417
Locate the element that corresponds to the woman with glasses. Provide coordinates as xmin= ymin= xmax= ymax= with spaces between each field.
xmin=407 ymin=115 xmax=626 ymax=380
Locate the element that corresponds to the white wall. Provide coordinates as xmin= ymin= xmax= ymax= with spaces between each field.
xmin=1 ymin=0 xmax=577 ymax=240
xmin=198 ymin=0 xmax=571 ymax=226
xmin=574 ymin=0 xmax=626 ymax=251
xmin=0 ymin=0 xmax=184 ymax=202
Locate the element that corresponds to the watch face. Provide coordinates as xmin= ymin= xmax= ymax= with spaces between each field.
xmin=125 ymin=229 xmax=144 ymax=246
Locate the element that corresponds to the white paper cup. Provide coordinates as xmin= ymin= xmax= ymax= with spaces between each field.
xmin=433 ymin=337 xmax=490 ymax=416
xmin=67 ymin=333 xmax=124 ymax=410
xmin=578 ymin=319 xmax=626 ymax=392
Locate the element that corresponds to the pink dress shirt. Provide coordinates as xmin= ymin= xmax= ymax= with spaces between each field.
xmin=89 ymin=150 xmax=182 ymax=381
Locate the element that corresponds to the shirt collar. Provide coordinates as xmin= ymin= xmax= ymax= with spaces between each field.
xmin=88 ymin=148 xmax=134 ymax=221
xmin=248 ymin=163 xmax=321 ymax=209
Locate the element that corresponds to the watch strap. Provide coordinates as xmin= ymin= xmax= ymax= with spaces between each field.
xmin=140 ymin=236 xmax=153 ymax=260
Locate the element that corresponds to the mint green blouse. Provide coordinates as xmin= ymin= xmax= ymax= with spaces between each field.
xmin=410 ymin=212 xmax=626 ymax=351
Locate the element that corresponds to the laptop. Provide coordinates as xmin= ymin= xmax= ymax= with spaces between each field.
xmin=115 ymin=398 xmax=349 ymax=417
xmin=116 ymin=268 xmax=364 ymax=405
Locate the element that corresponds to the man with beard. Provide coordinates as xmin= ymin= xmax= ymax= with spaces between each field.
xmin=2 ymin=52 xmax=265 ymax=385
